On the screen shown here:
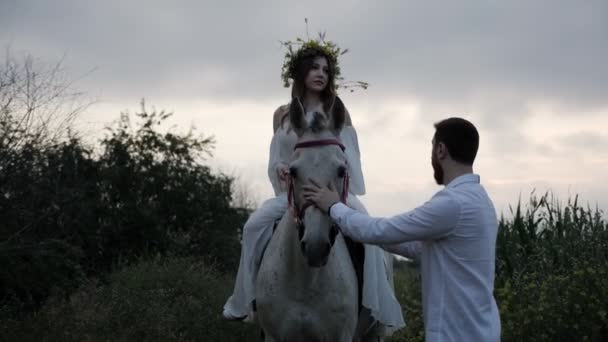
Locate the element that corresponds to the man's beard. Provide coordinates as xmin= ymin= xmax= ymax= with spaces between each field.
xmin=432 ymin=155 xmax=444 ymax=185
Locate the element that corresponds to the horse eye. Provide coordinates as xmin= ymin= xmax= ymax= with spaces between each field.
xmin=337 ymin=166 xmax=346 ymax=178
xmin=289 ymin=167 xmax=298 ymax=178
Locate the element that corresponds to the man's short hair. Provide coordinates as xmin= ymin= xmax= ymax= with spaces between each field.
xmin=433 ymin=117 xmax=479 ymax=165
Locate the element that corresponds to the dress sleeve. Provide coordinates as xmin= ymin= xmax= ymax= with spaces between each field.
xmin=339 ymin=125 xmax=366 ymax=195
xmin=267 ymin=105 xmax=290 ymax=196
xmin=267 ymin=132 xmax=286 ymax=196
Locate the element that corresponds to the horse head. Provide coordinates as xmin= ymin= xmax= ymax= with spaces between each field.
xmin=287 ymin=96 xmax=348 ymax=267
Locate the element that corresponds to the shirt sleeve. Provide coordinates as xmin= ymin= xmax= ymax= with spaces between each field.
xmin=329 ymin=190 xmax=461 ymax=245
xmin=382 ymin=241 xmax=423 ymax=260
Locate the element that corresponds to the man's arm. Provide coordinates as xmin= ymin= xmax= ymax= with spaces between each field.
xmin=329 ymin=191 xmax=461 ymax=245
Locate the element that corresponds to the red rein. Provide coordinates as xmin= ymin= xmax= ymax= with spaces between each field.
xmin=287 ymin=139 xmax=350 ymax=225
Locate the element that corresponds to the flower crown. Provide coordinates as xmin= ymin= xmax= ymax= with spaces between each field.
xmin=280 ymin=29 xmax=368 ymax=92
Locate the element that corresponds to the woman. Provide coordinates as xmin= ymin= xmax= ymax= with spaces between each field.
xmin=223 ymin=37 xmax=405 ymax=335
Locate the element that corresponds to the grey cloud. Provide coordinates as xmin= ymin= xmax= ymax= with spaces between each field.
xmin=1 ymin=0 xmax=354 ymax=102
xmin=1 ymin=0 xmax=607 ymax=112
xmin=558 ymin=131 xmax=608 ymax=154
xmin=3 ymin=0 xmax=607 ymax=215
xmin=345 ymin=0 xmax=608 ymax=109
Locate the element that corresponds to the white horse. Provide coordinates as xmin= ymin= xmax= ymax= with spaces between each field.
xmin=255 ymin=97 xmax=362 ymax=342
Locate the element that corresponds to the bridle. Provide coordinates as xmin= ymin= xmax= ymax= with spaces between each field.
xmin=287 ymin=139 xmax=350 ymax=233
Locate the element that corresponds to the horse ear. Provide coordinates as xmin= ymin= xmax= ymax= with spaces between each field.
xmin=328 ymin=96 xmax=345 ymax=136
xmin=289 ymin=97 xmax=307 ymax=137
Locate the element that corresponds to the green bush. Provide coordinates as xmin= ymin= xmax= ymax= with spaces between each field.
xmin=0 ymin=103 xmax=249 ymax=317
xmin=2 ymin=257 xmax=260 ymax=341
xmin=0 ymin=140 xmax=94 ymax=311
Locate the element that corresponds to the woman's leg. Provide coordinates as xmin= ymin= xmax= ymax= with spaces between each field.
xmin=223 ymin=194 xmax=288 ymax=320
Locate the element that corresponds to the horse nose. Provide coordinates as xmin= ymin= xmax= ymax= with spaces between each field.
xmin=301 ymin=241 xmax=332 ymax=267
xmin=300 ymin=241 xmax=331 ymax=256
xmin=320 ymin=242 xmax=331 ymax=259
xmin=315 ymin=242 xmax=332 ymax=267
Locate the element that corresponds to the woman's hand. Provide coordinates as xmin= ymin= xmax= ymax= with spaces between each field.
xmin=277 ymin=163 xmax=289 ymax=182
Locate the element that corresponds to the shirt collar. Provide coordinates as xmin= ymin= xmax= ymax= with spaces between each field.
xmin=446 ymin=173 xmax=480 ymax=188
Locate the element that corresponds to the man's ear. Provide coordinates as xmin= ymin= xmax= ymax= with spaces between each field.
xmin=436 ymin=142 xmax=449 ymax=160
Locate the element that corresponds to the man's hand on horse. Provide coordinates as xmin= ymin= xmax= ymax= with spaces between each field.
xmin=303 ymin=179 xmax=340 ymax=214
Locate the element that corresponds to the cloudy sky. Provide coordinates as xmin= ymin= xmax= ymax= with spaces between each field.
xmin=2 ymin=0 xmax=607 ymax=217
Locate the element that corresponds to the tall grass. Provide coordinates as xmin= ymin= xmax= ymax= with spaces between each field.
xmin=495 ymin=193 xmax=608 ymax=341
xmin=388 ymin=260 xmax=424 ymax=342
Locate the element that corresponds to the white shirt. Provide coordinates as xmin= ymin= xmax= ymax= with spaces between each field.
xmin=330 ymin=173 xmax=501 ymax=342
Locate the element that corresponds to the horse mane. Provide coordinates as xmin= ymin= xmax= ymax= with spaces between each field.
xmin=309 ymin=111 xmax=328 ymax=133
xmin=281 ymin=110 xmax=328 ymax=134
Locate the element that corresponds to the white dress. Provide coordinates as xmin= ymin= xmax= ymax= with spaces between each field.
xmin=223 ymin=108 xmax=405 ymax=332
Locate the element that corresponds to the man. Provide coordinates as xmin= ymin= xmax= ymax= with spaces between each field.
xmin=303 ymin=117 xmax=501 ymax=341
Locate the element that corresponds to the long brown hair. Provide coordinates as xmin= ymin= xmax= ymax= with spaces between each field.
xmin=290 ymin=52 xmax=337 ymax=114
